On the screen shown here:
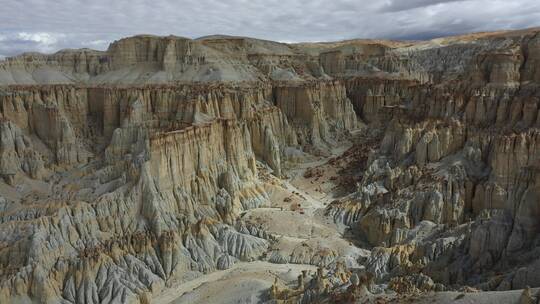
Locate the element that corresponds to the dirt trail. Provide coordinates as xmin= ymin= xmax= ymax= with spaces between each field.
xmin=153 ymin=262 xmax=317 ymax=304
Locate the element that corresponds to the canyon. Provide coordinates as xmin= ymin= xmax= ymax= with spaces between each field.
xmin=0 ymin=28 xmax=539 ymax=303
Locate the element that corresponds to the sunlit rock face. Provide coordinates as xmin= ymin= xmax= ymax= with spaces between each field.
xmin=0 ymin=28 xmax=539 ymax=303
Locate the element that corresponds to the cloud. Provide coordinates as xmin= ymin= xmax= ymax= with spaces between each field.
xmin=15 ymin=32 xmax=68 ymax=53
xmin=378 ymin=0 xmax=466 ymax=12
xmin=81 ymin=40 xmax=109 ymax=49
xmin=85 ymin=40 xmax=107 ymax=46
xmin=17 ymin=32 xmax=60 ymax=45
xmin=0 ymin=32 xmax=70 ymax=56
xmin=0 ymin=0 xmax=538 ymax=56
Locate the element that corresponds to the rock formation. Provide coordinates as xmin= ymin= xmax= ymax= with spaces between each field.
xmin=0 ymin=28 xmax=539 ymax=303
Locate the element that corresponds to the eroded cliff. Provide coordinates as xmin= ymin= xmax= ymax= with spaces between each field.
xmin=0 ymin=28 xmax=539 ymax=304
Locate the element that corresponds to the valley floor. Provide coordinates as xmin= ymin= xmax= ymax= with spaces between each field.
xmin=152 ymin=136 xmax=358 ymax=303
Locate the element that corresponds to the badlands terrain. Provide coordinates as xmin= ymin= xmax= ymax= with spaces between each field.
xmin=0 ymin=27 xmax=539 ymax=303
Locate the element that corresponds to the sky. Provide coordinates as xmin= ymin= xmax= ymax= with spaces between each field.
xmin=0 ymin=0 xmax=539 ymax=58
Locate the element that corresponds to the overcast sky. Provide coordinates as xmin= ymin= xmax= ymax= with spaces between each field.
xmin=0 ymin=0 xmax=539 ymax=58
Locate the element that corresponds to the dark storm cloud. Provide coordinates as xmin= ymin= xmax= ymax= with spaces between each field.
xmin=0 ymin=0 xmax=539 ymax=57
